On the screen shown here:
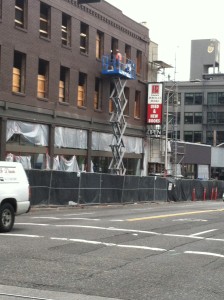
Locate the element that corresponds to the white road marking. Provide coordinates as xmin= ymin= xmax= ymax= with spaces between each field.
xmin=16 ymin=223 xmax=49 ymax=226
xmin=0 ymin=293 xmax=53 ymax=300
xmin=185 ymin=251 xmax=224 ymax=258
xmin=164 ymin=233 xmax=204 ymax=239
xmin=4 ymin=232 xmax=224 ymax=259
xmin=190 ymin=229 xmax=217 ymax=236
xmin=31 ymin=217 xmax=100 ymax=221
xmin=206 ymin=238 xmax=224 ymax=242
xmin=0 ymin=233 xmax=43 ymax=238
xmin=50 ymin=237 xmax=166 ymax=251
xmin=173 ymin=218 xmax=208 ymax=222
xmin=64 ymin=212 xmax=95 ymax=216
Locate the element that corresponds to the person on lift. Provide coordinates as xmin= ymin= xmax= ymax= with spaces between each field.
xmin=115 ymin=49 xmax=122 ymax=69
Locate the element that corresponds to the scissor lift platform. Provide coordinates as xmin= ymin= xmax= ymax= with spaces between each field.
xmin=102 ymin=55 xmax=136 ymax=80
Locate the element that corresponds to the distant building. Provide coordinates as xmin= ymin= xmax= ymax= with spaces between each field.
xmin=163 ymin=39 xmax=224 ymax=178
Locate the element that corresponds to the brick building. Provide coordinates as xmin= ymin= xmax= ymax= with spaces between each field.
xmin=0 ymin=0 xmax=150 ymax=174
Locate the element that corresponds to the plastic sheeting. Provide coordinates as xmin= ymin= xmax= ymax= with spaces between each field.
xmin=55 ymin=127 xmax=87 ymax=149
xmin=15 ymin=156 xmax=31 ymax=169
xmin=7 ymin=120 xmax=48 ymax=146
xmin=6 ymin=153 xmax=32 ymax=169
xmin=52 ymin=155 xmax=80 ymax=172
xmin=92 ymin=131 xmax=143 ymax=153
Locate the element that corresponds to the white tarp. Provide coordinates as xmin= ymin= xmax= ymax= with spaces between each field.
xmin=15 ymin=156 xmax=31 ymax=169
xmin=198 ymin=165 xmax=209 ymax=180
xmin=92 ymin=132 xmax=143 ymax=154
xmin=55 ymin=127 xmax=87 ymax=149
xmin=7 ymin=120 xmax=48 ymax=146
xmin=52 ymin=155 xmax=80 ymax=172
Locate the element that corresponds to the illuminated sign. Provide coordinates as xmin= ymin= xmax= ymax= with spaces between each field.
xmin=147 ymin=83 xmax=163 ymax=124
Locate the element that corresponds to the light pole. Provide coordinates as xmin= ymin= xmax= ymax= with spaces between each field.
xmin=164 ymin=82 xmax=176 ymax=176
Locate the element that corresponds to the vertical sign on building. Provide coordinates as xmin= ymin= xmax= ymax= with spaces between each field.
xmin=147 ymin=82 xmax=163 ymax=124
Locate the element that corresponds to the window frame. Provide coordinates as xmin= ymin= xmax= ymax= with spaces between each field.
xmin=12 ymin=50 xmax=26 ymax=94
xmin=61 ymin=13 xmax=71 ymax=47
xmin=77 ymin=72 xmax=87 ymax=108
xmin=59 ymin=66 xmax=70 ymax=103
xmin=37 ymin=58 xmax=49 ymax=99
xmin=94 ymin=77 xmax=102 ymax=110
xmin=96 ymin=30 xmax=104 ymax=60
xmin=134 ymin=90 xmax=141 ymax=119
xmin=39 ymin=2 xmax=51 ymax=39
xmin=15 ymin=0 xmax=27 ymax=29
xmin=80 ymin=22 xmax=89 ymax=54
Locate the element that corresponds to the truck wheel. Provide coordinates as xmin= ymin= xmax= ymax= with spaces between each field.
xmin=0 ymin=203 xmax=15 ymax=233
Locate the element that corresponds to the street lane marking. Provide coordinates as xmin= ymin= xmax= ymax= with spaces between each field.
xmin=3 ymin=232 xmax=224 ymax=259
xmin=0 ymin=293 xmax=54 ymax=300
xmin=164 ymin=233 xmax=204 ymax=239
xmin=50 ymin=237 xmax=167 ymax=251
xmin=190 ymin=229 xmax=217 ymax=236
xmin=0 ymin=233 xmax=43 ymax=238
xmin=185 ymin=251 xmax=224 ymax=258
xmin=64 ymin=212 xmax=95 ymax=216
xmin=173 ymin=218 xmax=207 ymax=222
xmin=206 ymin=238 xmax=224 ymax=242
xmin=15 ymin=223 xmax=49 ymax=226
xmin=31 ymin=217 xmax=100 ymax=221
xmin=127 ymin=208 xmax=224 ymax=222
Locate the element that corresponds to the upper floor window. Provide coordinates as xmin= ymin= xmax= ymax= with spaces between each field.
xmin=184 ymin=112 xmax=193 ymax=124
xmin=194 ymin=93 xmax=203 ymax=104
xmin=15 ymin=0 xmax=27 ymax=29
xmin=134 ymin=90 xmax=141 ymax=119
xmin=61 ymin=13 xmax=71 ymax=47
xmin=77 ymin=72 xmax=87 ymax=107
xmin=194 ymin=112 xmax=202 ymax=124
xmin=0 ymin=0 xmax=2 ymax=19
xmin=111 ymin=37 xmax=118 ymax=58
xmin=109 ymin=82 xmax=114 ymax=113
xmin=184 ymin=131 xmax=193 ymax=142
xmin=184 ymin=92 xmax=203 ymax=105
xmin=208 ymin=92 xmax=224 ymax=105
xmin=80 ymin=23 xmax=89 ymax=54
xmin=207 ymin=112 xmax=216 ymax=124
xmin=124 ymin=87 xmax=129 ymax=116
xmin=125 ymin=44 xmax=131 ymax=62
xmin=37 ymin=59 xmax=49 ymax=99
xmin=217 ymin=112 xmax=224 ymax=123
xmin=94 ymin=78 xmax=102 ymax=110
xmin=96 ymin=30 xmax=104 ymax=60
xmin=218 ymin=92 xmax=224 ymax=104
xmin=194 ymin=131 xmax=202 ymax=143
xmin=40 ymin=2 xmax=51 ymax=39
xmin=136 ymin=50 xmax=142 ymax=75
xmin=59 ymin=66 xmax=69 ymax=103
xmin=12 ymin=50 xmax=26 ymax=94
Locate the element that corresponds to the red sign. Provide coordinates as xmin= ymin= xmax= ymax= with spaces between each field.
xmin=147 ymin=83 xmax=163 ymax=124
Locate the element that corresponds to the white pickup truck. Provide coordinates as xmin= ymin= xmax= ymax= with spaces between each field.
xmin=0 ymin=162 xmax=30 ymax=232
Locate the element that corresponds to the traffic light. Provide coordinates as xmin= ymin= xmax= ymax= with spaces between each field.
xmin=77 ymin=0 xmax=101 ymax=4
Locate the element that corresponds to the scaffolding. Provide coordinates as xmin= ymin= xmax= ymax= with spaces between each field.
xmin=102 ymin=55 xmax=136 ymax=175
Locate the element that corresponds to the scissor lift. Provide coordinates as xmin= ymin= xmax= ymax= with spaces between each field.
xmin=102 ymin=55 xmax=136 ymax=175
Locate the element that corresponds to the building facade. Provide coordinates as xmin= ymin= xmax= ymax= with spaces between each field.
xmin=0 ymin=0 xmax=150 ymax=174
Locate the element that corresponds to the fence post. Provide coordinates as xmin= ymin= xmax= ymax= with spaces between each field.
xmin=210 ymin=187 xmax=214 ymax=200
xmin=203 ymin=187 xmax=207 ymax=201
xmin=192 ymin=188 xmax=196 ymax=201
xmin=47 ymin=170 xmax=53 ymax=205
xmin=214 ymin=187 xmax=218 ymax=200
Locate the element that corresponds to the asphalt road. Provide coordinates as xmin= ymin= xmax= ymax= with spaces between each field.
xmin=1 ymin=200 xmax=224 ymax=300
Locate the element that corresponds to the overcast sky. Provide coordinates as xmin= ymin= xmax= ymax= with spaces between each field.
xmin=106 ymin=0 xmax=224 ymax=81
